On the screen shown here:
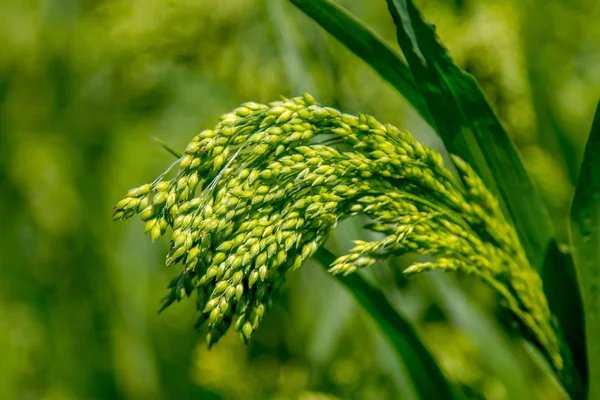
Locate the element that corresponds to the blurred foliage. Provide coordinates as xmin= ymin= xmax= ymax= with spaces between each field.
xmin=0 ymin=0 xmax=598 ymax=398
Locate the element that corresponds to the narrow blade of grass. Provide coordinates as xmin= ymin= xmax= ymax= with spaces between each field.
xmin=314 ymin=248 xmax=463 ymax=400
xmin=384 ymin=0 xmax=548 ymax=270
xmin=540 ymin=242 xmax=586 ymax=396
xmin=384 ymin=0 xmax=585 ymax=393
xmin=288 ymin=0 xmax=434 ymax=126
xmin=570 ymin=99 xmax=600 ymax=400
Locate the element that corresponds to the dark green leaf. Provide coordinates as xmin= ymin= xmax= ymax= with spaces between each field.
xmin=288 ymin=0 xmax=434 ymax=126
xmin=314 ymin=248 xmax=463 ymax=400
xmin=383 ymin=0 xmax=585 ymax=393
xmin=385 ymin=0 xmax=548 ymax=270
xmin=540 ymin=242 xmax=586 ymax=397
xmin=570 ymin=99 xmax=600 ymax=400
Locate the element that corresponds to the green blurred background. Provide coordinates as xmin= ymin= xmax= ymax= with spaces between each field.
xmin=1 ymin=0 xmax=599 ymax=398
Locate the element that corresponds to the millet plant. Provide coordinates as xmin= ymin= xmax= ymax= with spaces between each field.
xmin=113 ymin=1 xmax=600 ymax=399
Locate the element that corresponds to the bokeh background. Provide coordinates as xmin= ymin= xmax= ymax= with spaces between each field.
xmin=1 ymin=0 xmax=599 ymax=398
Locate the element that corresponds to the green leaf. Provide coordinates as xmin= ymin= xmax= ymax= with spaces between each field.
xmin=383 ymin=0 xmax=585 ymax=393
xmin=384 ymin=0 xmax=547 ymax=270
xmin=288 ymin=0 xmax=434 ymax=126
xmin=540 ymin=242 xmax=586 ymax=396
xmin=314 ymin=248 xmax=463 ymax=400
xmin=570 ymin=99 xmax=600 ymax=400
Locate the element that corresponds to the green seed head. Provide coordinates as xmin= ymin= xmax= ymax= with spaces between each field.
xmin=113 ymin=95 xmax=560 ymax=370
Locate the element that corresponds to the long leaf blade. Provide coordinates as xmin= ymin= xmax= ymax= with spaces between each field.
xmin=314 ymin=248 xmax=463 ymax=400
xmin=570 ymin=99 xmax=600 ymax=400
xmin=288 ymin=0 xmax=434 ymax=126
xmin=383 ymin=0 xmax=585 ymax=393
xmin=385 ymin=0 xmax=548 ymax=270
